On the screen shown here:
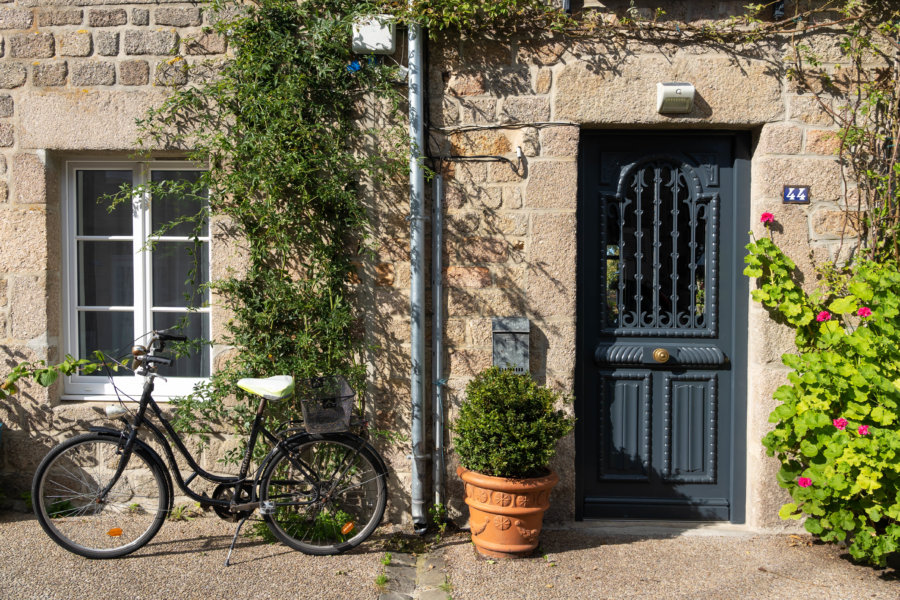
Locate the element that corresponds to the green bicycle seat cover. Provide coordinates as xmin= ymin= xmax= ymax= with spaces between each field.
xmin=236 ymin=375 xmax=295 ymax=400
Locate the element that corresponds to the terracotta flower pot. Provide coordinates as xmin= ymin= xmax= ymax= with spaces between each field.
xmin=457 ymin=466 xmax=558 ymax=558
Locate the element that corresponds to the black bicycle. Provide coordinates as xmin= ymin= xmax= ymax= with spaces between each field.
xmin=31 ymin=329 xmax=388 ymax=563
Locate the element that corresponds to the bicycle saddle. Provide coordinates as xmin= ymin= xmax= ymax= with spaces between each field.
xmin=236 ymin=375 xmax=294 ymax=400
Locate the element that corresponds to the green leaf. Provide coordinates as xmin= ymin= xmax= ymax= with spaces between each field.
xmin=744 ymin=265 xmax=763 ymax=278
xmin=828 ymin=474 xmax=847 ymax=491
xmin=804 ymin=518 xmax=824 ymax=534
xmin=772 ymin=403 xmax=796 ymax=421
xmin=800 ymin=439 xmax=819 ymax=457
xmin=865 ymin=505 xmax=883 ymax=522
xmin=828 ymin=296 xmax=858 ymax=315
xmin=848 ymin=281 xmax=873 ymax=301
xmin=779 ymin=503 xmax=802 ymax=520
xmin=35 ymin=369 xmax=59 ymax=387
xmin=820 ymin=320 xmax=843 ymax=335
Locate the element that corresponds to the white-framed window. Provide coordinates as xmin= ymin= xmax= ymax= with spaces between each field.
xmin=61 ymin=159 xmax=211 ymax=400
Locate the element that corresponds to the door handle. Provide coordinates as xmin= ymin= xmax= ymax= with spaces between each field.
xmin=652 ymin=348 xmax=670 ymax=363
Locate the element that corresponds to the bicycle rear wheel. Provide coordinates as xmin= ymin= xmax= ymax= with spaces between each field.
xmin=32 ymin=433 xmax=170 ymax=558
xmin=260 ymin=432 xmax=387 ymax=555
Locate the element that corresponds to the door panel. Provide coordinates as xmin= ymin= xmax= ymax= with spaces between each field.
xmin=600 ymin=372 xmax=651 ymax=481
xmin=663 ymin=373 xmax=717 ymax=483
xmin=577 ymin=132 xmax=748 ymax=522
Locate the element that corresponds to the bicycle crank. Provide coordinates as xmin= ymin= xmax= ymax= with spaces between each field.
xmin=211 ymin=483 xmax=255 ymax=522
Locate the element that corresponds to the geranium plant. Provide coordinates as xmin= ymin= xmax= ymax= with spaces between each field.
xmin=745 ymin=216 xmax=900 ymax=566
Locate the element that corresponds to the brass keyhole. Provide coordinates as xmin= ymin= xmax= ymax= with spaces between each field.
xmin=652 ymin=348 xmax=670 ymax=363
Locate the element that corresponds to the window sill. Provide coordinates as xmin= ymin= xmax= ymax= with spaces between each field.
xmin=61 ymin=394 xmax=177 ymax=403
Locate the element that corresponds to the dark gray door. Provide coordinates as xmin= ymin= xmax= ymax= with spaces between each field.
xmin=576 ymin=132 xmax=748 ymax=521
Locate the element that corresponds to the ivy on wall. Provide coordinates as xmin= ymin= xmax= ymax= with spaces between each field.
xmin=136 ymin=0 xmax=409 ymax=441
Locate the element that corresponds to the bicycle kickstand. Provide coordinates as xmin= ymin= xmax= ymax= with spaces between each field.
xmin=225 ymin=516 xmax=250 ymax=567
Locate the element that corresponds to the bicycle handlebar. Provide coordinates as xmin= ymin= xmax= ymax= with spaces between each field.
xmin=155 ymin=329 xmax=187 ymax=342
xmin=141 ymin=355 xmax=173 ymax=367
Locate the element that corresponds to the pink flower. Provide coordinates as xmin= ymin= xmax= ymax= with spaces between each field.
xmin=857 ymin=306 xmax=872 ymax=318
xmin=798 ymin=477 xmax=812 ymax=488
xmin=833 ymin=418 xmax=848 ymax=430
xmin=816 ymin=311 xmax=832 ymax=322
xmin=760 ymin=212 xmax=775 ymax=224
xmin=858 ymin=425 xmax=869 ymax=435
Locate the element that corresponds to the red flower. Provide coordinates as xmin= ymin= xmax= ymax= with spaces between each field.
xmin=833 ymin=418 xmax=848 ymax=431
xmin=858 ymin=425 xmax=870 ymax=435
xmin=816 ymin=311 xmax=831 ymax=322
xmin=857 ymin=306 xmax=872 ymax=318
xmin=797 ymin=477 xmax=812 ymax=488
xmin=760 ymin=212 xmax=775 ymax=224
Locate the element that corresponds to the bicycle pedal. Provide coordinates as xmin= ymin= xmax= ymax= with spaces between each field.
xmin=259 ymin=500 xmax=276 ymax=515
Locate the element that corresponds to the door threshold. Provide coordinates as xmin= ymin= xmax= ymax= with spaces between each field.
xmin=547 ymin=520 xmax=754 ymax=538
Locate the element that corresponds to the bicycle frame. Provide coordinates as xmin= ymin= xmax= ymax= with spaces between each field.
xmin=33 ymin=330 xmax=388 ymax=565
xmin=101 ymin=375 xmax=308 ymax=514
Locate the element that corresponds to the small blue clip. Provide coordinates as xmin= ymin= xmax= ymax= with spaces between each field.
xmin=347 ymin=61 xmax=362 ymax=73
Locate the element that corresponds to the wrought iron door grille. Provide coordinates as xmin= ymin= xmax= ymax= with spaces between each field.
xmin=600 ymin=156 xmax=719 ymax=337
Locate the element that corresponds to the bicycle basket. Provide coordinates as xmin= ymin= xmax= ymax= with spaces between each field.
xmin=296 ymin=376 xmax=355 ymax=434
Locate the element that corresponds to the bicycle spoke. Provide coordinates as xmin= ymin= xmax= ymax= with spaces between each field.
xmin=260 ymin=435 xmax=386 ymax=554
xmin=331 ymin=471 xmax=381 ymax=497
xmin=35 ymin=435 xmax=168 ymax=558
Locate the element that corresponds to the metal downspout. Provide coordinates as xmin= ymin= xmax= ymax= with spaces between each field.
xmin=408 ymin=12 xmax=428 ymax=533
xmin=432 ymin=175 xmax=445 ymax=509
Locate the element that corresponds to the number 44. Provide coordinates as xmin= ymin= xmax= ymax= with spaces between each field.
xmin=783 ymin=185 xmax=810 ymax=204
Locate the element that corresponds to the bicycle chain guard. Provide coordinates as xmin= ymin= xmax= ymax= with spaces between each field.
xmin=211 ymin=483 xmax=255 ymax=522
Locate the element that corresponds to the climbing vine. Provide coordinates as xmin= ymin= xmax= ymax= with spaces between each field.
xmin=134 ymin=0 xmax=410 ymax=441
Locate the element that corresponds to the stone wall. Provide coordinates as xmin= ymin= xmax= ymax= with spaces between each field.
xmin=0 ymin=1 xmax=420 ymax=523
xmin=0 ymin=0 xmax=871 ymax=533
xmin=0 ymin=0 xmax=230 ymax=505
xmin=427 ymin=11 xmax=860 ymax=528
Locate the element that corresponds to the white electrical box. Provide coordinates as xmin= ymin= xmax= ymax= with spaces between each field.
xmin=657 ymin=82 xmax=695 ymax=114
xmin=352 ymin=15 xmax=396 ymax=55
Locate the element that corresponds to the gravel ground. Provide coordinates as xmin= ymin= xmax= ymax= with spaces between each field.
xmin=0 ymin=512 xmax=387 ymax=600
xmin=3 ymin=511 xmax=898 ymax=600
xmin=436 ymin=528 xmax=899 ymax=600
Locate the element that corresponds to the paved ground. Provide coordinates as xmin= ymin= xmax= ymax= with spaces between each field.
xmin=1 ymin=512 xmax=897 ymax=600
xmin=435 ymin=524 xmax=899 ymax=600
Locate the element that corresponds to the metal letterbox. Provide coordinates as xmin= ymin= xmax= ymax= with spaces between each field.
xmin=492 ymin=317 xmax=530 ymax=374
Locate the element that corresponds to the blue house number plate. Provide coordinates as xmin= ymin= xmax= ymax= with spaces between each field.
xmin=783 ymin=185 xmax=810 ymax=204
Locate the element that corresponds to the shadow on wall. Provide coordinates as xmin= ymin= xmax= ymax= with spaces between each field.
xmin=339 ymin=5 xmax=794 ymax=523
xmin=0 ymin=346 xmax=109 ymax=509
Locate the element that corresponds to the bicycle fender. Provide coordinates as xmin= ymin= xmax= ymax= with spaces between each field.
xmin=334 ymin=432 xmax=389 ymax=475
xmin=88 ymin=426 xmax=174 ymax=507
xmin=278 ymin=431 xmax=390 ymax=475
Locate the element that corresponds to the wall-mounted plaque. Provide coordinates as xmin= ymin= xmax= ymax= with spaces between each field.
xmin=783 ymin=185 xmax=810 ymax=204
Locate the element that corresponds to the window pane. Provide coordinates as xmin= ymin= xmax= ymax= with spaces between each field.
xmin=77 ymin=170 xmax=133 ymax=236
xmin=152 ymin=312 xmax=210 ymax=377
xmin=78 ymin=241 xmax=134 ymax=306
xmin=151 ymin=170 xmax=208 ymax=237
xmin=152 ymin=241 xmax=209 ymax=308
xmin=79 ymin=311 xmax=134 ymax=358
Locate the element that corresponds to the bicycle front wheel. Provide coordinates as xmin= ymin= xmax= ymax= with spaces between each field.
xmin=32 ymin=433 xmax=170 ymax=558
xmin=260 ymin=433 xmax=387 ymax=555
